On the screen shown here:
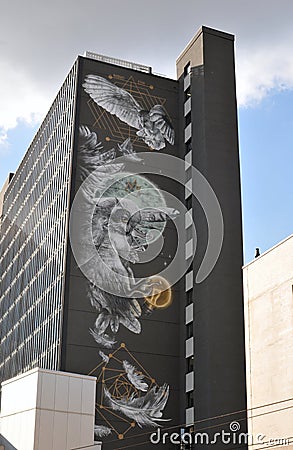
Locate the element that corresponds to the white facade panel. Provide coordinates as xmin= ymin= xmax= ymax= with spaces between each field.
xmin=0 ymin=368 xmax=98 ymax=450
xmin=186 ymin=337 xmax=194 ymax=358
xmin=186 ymin=238 xmax=193 ymax=260
xmin=185 ymin=177 xmax=192 ymax=199
xmin=185 ymin=270 xmax=193 ymax=292
xmin=185 ymin=150 xmax=192 ymax=170
xmin=186 ymin=371 xmax=194 ymax=392
xmin=185 ymin=407 xmax=194 ymax=426
xmin=184 ymin=97 xmax=191 ymax=116
xmin=185 ymin=303 xmax=194 ymax=324
xmin=184 ymin=123 xmax=192 ymax=142
xmin=184 ymin=73 xmax=191 ymax=91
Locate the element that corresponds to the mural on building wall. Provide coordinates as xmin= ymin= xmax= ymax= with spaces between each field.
xmin=89 ymin=343 xmax=170 ymax=439
xmin=82 ymin=75 xmax=175 ymax=150
xmin=74 ymin=72 xmax=177 ymax=440
xmin=77 ymin=125 xmax=177 ymax=350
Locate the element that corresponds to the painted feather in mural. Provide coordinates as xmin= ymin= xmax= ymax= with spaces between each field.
xmin=82 ymin=75 xmax=175 ymax=150
xmin=94 ymin=425 xmax=112 ymax=438
xmin=104 ymin=383 xmax=170 ymax=428
xmin=123 ymin=360 xmax=149 ymax=392
xmin=117 ymin=137 xmax=142 ymax=162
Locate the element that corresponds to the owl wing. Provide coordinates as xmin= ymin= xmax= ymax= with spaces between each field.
xmin=78 ymin=126 xmax=117 ymax=179
xmin=83 ymin=75 xmax=142 ymax=129
xmin=149 ymin=105 xmax=175 ymax=145
xmin=79 ymin=125 xmax=103 ymax=152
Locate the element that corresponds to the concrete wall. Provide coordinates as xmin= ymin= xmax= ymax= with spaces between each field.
xmin=0 ymin=368 xmax=101 ymax=450
xmin=176 ymin=27 xmax=203 ymax=78
xmin=177 ymin=27 xmax=247 ymax=443
xmin=243 ymin=235 xmax=293 ymax=449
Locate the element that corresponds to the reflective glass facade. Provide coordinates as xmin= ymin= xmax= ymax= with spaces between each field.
xmin=0 ymin=62 xmax=78 ymax=382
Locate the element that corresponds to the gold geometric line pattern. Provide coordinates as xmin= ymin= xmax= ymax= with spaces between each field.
xmin=89 ymin=342 xmax=158 ymax=440
xmin=85 ymin=74 xmax=171 ymax=148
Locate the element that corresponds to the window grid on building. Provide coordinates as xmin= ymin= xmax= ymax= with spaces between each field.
xmin=0 ymin=62 xmax=78 ymax=383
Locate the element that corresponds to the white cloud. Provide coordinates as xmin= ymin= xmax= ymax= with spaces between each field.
xmin=0 ymin=131 xmax=8 ymax=155
xmin=0 ymin=61 xmax=51 ymax=146
xmin=236 ymin=40 xmax=293 ymax=107
xmin=0 ymin=129 xmax=8 ymax=144
xmin=0 ymin=0 xmax=293 ymax=147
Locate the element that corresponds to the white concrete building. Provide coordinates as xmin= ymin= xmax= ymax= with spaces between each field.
xmin=0 ymin=368 xmax=101 ymax=450
xmin=243 ymin=235 xmax=293 ymax=449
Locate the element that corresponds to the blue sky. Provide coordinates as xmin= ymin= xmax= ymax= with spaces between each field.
xmin=1 ymin=0 xmax=293 ymax=263
xmin=239 ymin=90 xmax=293 ymax=261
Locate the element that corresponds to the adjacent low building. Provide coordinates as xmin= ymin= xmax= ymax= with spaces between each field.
xmin=243 ymin=236 xmax=293 ymax=449
xmin=0 ymin=368 xmax=100 ymax=450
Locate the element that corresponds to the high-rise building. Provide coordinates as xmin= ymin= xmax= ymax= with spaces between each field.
xmin=0 ymin=26 xmax=247 ymax=448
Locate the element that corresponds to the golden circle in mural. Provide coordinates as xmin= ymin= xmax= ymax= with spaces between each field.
xmin=144 ymin=276 xmax=172 ymax=310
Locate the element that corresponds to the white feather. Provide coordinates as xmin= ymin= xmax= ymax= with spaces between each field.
xmin=104 ymin=384 xmax=170 ymax=428
xmin=99 ymin=350 xmax=109 ymax=364
xmin=94 ymin=425 xmax=112 ymax=437
xmin=123 ymin=360 xmax=148 ymax=392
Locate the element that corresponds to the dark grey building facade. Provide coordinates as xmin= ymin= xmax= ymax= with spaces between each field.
xmin=177 ymin=27 xmax=247 ymax=448
xmin=0 ymin=27 xmax=246 ymax=448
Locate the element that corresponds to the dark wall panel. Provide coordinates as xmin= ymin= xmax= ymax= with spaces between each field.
xmin=181 ymin=28 xmax=247 ymax=447
xmin=63 ymin=57 xmax=182 ymax=448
